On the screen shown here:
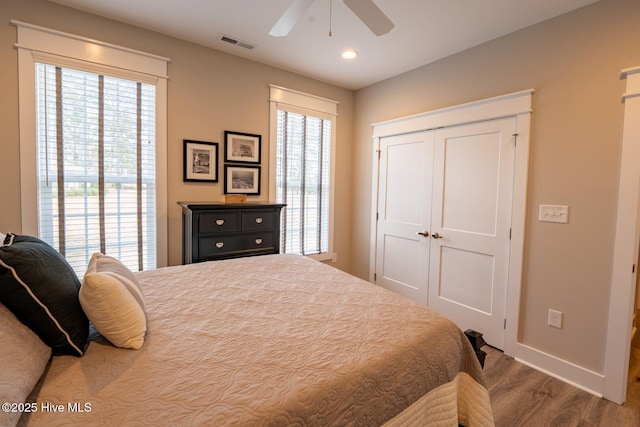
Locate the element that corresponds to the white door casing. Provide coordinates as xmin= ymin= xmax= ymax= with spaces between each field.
xmin=604 ymin=66 xmax=640 ymax=404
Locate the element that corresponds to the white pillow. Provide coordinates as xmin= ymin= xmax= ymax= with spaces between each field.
xmin=80 ymin=253 xmax=147 ymax=350
xmin=0 ymin=303 xmax=52 ymax=427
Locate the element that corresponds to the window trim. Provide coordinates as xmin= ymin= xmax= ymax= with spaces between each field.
xmin=268 ymin=85 xmax=338 ymax=262
xmin=14 ymin=20 xmax=169 ymax=267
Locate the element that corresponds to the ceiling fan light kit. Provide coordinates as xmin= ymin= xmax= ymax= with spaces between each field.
xmin=269 ymin=0 xmax=394 ymax=38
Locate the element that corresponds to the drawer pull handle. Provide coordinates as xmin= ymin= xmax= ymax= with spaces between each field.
xmin=216 ymin=242 xmax=224 ymax=248
xmin=255 ymin=239 xmax=263 ymax=245
xmin=216 ymin=219 xmax=225 ymax=226
xmin=255 ymin=217 xmax=263 ymax=224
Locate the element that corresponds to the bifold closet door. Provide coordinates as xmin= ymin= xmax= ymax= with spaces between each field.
xmin=374 ymin=131 xmax=434 ymax=306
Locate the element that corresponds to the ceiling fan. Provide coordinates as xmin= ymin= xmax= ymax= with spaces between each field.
xmin=270 ymin=0 xmax=394 ymax=37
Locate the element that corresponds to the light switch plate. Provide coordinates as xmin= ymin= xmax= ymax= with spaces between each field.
xmin=539 ymin=204 xmax=569 ymax=224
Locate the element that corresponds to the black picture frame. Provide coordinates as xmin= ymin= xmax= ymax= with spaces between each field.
xmin=224 ymin=131 xmax=261 ymax=164
xmin=224 ymin=165 xmax=261 ymax=195
xmin=183 ymin=140 xmax=219 ymax=182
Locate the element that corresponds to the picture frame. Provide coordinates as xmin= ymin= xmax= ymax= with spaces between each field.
xmin=224 ymin=131 xmax=261 ymax=164
xmin=183 ymin=140 xmax=219 ymax=182
xmin=224 ymin=165 xmax=261 ymax=195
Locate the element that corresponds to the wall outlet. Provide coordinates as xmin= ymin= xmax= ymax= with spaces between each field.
xmin=548 ymin=309 xmax=563 ymax=329
xmin=332 ymin=252 xmax=338 ymax=263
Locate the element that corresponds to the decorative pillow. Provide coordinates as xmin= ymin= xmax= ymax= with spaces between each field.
xmin=0 ymin=233 xmax=88 ymax=356
xmin=80 ymin=253 xmax=147 ymax=349
xmin=0 ymin=303 xmax=52 ymax=427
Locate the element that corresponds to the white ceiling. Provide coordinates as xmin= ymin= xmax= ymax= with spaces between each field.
xmin=47 ymin=0 xmax=598 ymax=90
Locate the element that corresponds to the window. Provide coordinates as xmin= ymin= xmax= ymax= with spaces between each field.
xmin=15 ymin=21 xmax=169 ymax=274
xmin=269 ymin=86 xmax=337 ymax=260
xmin=35 ymin=64 xmax=157 ymax=274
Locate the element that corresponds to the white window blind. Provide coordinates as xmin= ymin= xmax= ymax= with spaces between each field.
xmin=275 ymin=109 xmax=331 ymax=255
xmin=269 ymin=85 xmax=337 ymax=260
xmin=35 ymin=63 xmax=157 ymax=275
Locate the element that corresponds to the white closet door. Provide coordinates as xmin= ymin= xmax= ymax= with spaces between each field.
xmin=375 ymin=131 xmax=434 ymax=306
xmin=428 ymin=117 xmax=517 ymax=349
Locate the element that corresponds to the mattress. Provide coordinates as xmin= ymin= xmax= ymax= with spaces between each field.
xmin=21 ymin=254 xmax=494 ymax=426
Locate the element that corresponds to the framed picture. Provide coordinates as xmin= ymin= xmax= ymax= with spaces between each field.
xmin=184 ymin=140 xmax=219 ymax=182
xmin=224 ymin=165 xmax=261 ymax=195
xmin=224 ymin=131 xmax=261 ymax=164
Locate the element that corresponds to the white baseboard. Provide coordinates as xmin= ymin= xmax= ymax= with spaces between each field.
xmin=514 ymin=343 xmax=605 ymax=398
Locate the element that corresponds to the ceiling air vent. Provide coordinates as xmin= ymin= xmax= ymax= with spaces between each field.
xmin=218 ymin=34 xmax=255 ymax=50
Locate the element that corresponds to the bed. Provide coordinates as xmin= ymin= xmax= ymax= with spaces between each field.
xmin=1 ymin=235 xmax=493 ymax=426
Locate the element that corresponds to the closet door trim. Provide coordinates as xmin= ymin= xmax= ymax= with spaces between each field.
xmin=372 ymin=89 xmax=533 ymax=138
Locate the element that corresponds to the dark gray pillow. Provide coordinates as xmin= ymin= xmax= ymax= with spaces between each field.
xmin=0 ymin=233 xmax=88 ymax=356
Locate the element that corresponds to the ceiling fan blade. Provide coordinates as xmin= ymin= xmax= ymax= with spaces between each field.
xmin=343 ymin=0 xmax=394 ymax=36
xmin=269 ymin=0 xmax=315 ymax=37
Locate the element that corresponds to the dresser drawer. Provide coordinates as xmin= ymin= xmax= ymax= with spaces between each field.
xmin=198 ymin=212 xmax=240 ymax=234
xmin=242 ymin=211 xmax=277 ymax=231
xmin=198 ymin=233 xmax=275 ymax=259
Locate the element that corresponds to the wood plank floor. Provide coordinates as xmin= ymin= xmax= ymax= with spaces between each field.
xmin=483 ymin=345 xmax=640 ymax=426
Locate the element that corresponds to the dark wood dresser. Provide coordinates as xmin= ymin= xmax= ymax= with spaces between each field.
xmin=178 ymin=202 xmax=286 ymax=264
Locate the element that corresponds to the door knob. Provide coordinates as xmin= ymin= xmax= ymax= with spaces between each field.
xmin=432 ymin=232 xmax=443 ymax=239
xmin=416 ymin=231 xmax=430 ymax=237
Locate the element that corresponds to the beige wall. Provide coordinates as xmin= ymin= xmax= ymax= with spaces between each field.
xmin=0 ymin=0 xmax=354 ymax=271
xmin=352 ymin=0 xmax=638 ymax=373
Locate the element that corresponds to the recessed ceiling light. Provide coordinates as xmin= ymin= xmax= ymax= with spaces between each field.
xmin=342 ymin=49 xmax=358 ymax=60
